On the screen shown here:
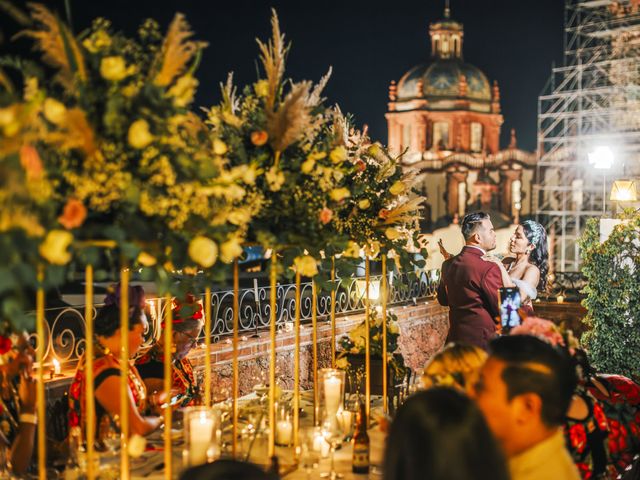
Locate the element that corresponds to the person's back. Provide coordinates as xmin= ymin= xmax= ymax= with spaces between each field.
xmin=437 ymin=212 xmax=502 ymax=349
xmin=383 ymin=388 xmax=510 ymax=480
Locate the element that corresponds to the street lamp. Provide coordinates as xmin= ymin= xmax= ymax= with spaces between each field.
xmin=588 ymin=146 xmax=614 ymax=214
xmin=610 ymin=179 xmax=637 ymax=215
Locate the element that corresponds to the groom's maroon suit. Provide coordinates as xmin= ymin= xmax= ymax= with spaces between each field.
xmin=437 ymin=246 xmax=503 ymax=349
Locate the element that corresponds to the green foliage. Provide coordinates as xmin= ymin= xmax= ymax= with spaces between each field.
xmin=579 ymin=209 xmax=640 ymax=377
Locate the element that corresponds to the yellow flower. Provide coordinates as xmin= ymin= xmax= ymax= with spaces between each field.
xmin=329 ymin=146 xmax=347 ymax=164
xmin=388 ymin=321 xmax=400 ymax=335
xmin=242 ymin=166 xmax=257 ymax=185
xmin=254 ymin=79 xmax=269 ymax=97
xmin=188 ymin=236 xmax=218 ymax=268
xmin=100 ymin=56 xmax=129 ymax=81
xmin=385 ymin=228 xmax=402 ymax=240
xmin=128 ymin=119 xmax=154 ymax=149
xmin=358 ymin=199 xmax=371 ymax=210
xmin=222 ymin=111 xmax=243 ymax=128
xmin=220 ymin=237 xmax=244 ymax=263
xmin=43 ymin=98 xmax=67 ymax=125
xmin=336 ymin=357 xmax=349 ymax=369
xmin=329 ymin=188 xmax=350 ymax=202
xmin=39 ymin=230 xmax=73 ymax=265
xmin=213 ymin=139 xmax=228 ymax=155
xmin=0 ymin=106 xmax=16 ymax=126
xmin=128 ymin=434 xmax=146 ymax=458
xmin=293 ymin=255 xmax=318 ymax=277
xmin=389 ymin=180 xmax=405 ymax=196
xmin=137 ymin=251 xmax=157 ymax=267
xmin=82 ymin=30 xmax=112 ymax=53
xmin=301 ymin=158 xmax=315 ymax=174
xmin=343 ymin=241 xmax=361 ymax=258
xmin=367 ymin=144 xmax=381 ymax=158
xmin=228 ymin=209 xmax=251 ymax=226
xmin=265 ymin=167 xmax=285 ymax=192
xmin=167 ymin=75 xmax=198 ymax=107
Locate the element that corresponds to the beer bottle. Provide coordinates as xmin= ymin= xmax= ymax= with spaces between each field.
xmin=352 ymin=401 xmax=370 ymax=474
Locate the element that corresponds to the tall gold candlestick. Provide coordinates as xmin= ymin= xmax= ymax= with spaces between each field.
xmin=36 ymin=266 xmax=46 ymax=480
xmin=85 ymin=265 xmax=96 ymax=480
xmin=381 ymin=255 xmax=388 ymax=414
xmin=119 ymin=269 xmax=130 ymax=479
xmin=364 ymin=257 xmax=371 ymax=425
xmin=204 ymin=287 xmax=212 ymax=407
xmin=312 ymin=280 xmax=318 ymax=425
xmin=232 ymin=260 xmax=239 ymax=457
xmin=330 ymin=257 xmax=336 ymax=368
xmin=268 ymin=255 xmax=277 ymax=458
xmin=163 ymin=294 xmax=173 ymax=480
xmin=293 ymin=271 xmax=301 ymax=453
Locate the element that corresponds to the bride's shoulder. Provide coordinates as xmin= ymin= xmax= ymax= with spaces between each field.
xmin=525 ymin=263 xmax=540 ymax=276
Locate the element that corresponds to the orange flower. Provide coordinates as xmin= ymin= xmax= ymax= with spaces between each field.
xmin=319 ymin=207 xmax=333 ymax=225
xmin=19 ymin=145 xmax=43 ymax=180
xmin=378 ymin=208 xmax=390 ymax=220
xmin=58 ymin=199 xmax=87 ymax=230
xmin=355 ymin=159 xmax=366 ymax=173
xmin=250 ymin=130 xmax=268 ymax=146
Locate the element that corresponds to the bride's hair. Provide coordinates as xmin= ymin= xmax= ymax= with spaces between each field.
xmin=521 ymin=220 xmax=549 ymax=290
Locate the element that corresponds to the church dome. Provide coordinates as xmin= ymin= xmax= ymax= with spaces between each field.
xmin=397 ymin=59 xmax=491 ymax=103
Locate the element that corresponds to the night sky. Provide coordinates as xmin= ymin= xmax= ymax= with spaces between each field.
xmin=2 ymin=0 xmax=564 ymax=152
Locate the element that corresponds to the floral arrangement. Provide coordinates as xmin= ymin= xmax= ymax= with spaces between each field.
xmin=510 ymin=316 xmax=579 ymax=353
xmin=336 ymin=307 xmax=406 ymax=377
xmin=11 ymin=5 xmax=259 ymax=292
xmin=204 ymin=12 xmax=354 ymax=277
xmin=330 ymin=116 xmax=427 ymax=271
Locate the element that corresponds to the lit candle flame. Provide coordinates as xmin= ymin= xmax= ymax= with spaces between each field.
xmin=53 ymin=358 xmax=61 ymax=375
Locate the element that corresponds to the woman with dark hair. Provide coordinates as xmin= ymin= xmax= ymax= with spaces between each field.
xmin=136 ymin=293 xmax=204 ymax=409
xmin=483 ymin=220 xmax=549 ymax=316
xmin=383 ymin=387 xmax=510 ymax=480
xmin=68 ymin=285 xmax=162 ymax=441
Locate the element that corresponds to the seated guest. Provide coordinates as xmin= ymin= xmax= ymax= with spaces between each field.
xmin=574 ymin=349 xmax=640 ymax=476
xmin=0 ymin=334 xmax=37 ymax=475
xmin=510 ymin=319 xmax=613 ymax=479
xmin=473 ymin=335 xmax=580 ymax=480
xmin=68 ymin=285 xmax=161 ymax=441
xmin=136 ymin=293 xmax=203 ymax=409
xmin=421 ymin=343 xmax=487 ymax=394
xmin=384 ymin=387 xmax=510 ymax=480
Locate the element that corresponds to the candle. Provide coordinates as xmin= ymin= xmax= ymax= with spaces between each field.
xmin=557 ymin=295 xmax=564 ymax=304
xmin=189 ymin=415 xmax=214 ymax=465
xmin=324 ymin=376 xmax=342 ymax=416
xmin=53 ymin=358 xmax=61 ymax=376
xmin=337 ymin=409 xmax=352 ymax=433
xmin=275 ymin=419 xmax=293 ymax=446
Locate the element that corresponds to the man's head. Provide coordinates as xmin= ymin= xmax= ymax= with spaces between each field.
xmin=461 ymin=211 xmax=496 ymax=251
xmin=472 ymin=335 xmax=577 ymax=457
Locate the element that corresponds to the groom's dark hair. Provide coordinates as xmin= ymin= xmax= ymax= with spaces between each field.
xmin=461 ymin=211 xmax=490 ymax=241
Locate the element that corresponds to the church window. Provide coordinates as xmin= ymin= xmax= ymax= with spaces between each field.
xmin=402 ymin=124 xmax=411 ymax=150
xmin=470 ymin=122 xmax=483 ymax=152
xmin=433 ymin=122 xmax=449 ymax=150
xmin=457 ymin=181 xmax=467 ymax=217
xmin=512 ymin=179 xmax=522 ymax=215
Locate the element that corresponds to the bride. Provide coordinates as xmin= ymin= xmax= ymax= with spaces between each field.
xmin=482 ymin=220 xmax=549 ymax=316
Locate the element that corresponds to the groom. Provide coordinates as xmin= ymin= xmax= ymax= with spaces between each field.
xmin=437 ymin=211 xmax=503 ymax=349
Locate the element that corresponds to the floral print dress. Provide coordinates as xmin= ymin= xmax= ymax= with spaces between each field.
xmin=587 ymin=374 xmax=640 ymax=476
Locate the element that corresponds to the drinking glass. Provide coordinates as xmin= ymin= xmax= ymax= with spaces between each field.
xmin=318 ymin=368 xmax=346 ymax=479
xmin=298 ymin=427 xmax=321 ymax=480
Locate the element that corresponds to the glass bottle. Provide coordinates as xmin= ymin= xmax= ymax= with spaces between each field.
xmin=351 ymin=401 xmax=369 ymax=474
xmin=65 ymin=426 xmax=83 ymax=480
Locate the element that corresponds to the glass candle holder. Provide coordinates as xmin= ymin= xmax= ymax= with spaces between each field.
xmin=183 ymin=406 xmax=218 ymax=467
xmin=275 ymin=402 xmax=293 ymax=447
xmin=319 ymin=368 xmax=346 ymax=420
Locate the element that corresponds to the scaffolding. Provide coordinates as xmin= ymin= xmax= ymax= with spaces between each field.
xmin=534 ymin=0 xmax=640 ymax=272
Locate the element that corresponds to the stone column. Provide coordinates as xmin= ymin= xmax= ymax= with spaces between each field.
xmin=499 ymin=168 xmax=523 ymax=220
xmin=446 ymin=170 xmax=468 ymax=217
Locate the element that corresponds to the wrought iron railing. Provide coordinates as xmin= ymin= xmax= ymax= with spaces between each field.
xmin=539 ymin=271 xmax=587 ymax=303
xmin=34 ymin=270 xmax=441 ymax=368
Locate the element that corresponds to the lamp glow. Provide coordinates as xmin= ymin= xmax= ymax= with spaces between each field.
xmin=610 ymin=180 xmax=637 ymax=202
xmin=588 ymin=146 xmax=614 ymax=170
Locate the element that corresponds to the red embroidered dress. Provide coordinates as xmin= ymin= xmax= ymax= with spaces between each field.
xmin=68 ymin=353 xmax=147 ymax=436
xmin=135 ymin=346 xmax=199 ymax=408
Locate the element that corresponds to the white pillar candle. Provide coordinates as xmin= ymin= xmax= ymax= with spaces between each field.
xmin=313 ymin=432 xmax=330 ymax=458
xmin=189 ymin=415 xmax=214 ymax=465
xmin=275 ymin=419 xmax=293 ymax=445
xmin=324 ymin=376 xmax=342 ymax=415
